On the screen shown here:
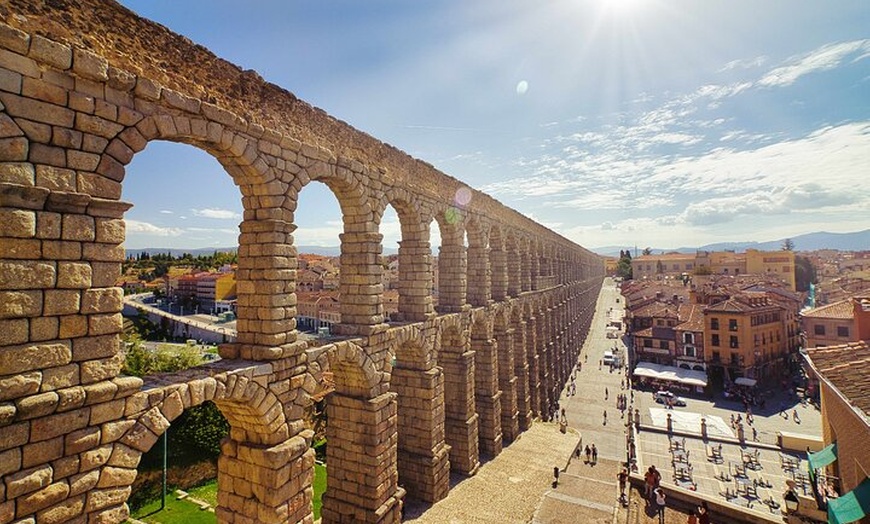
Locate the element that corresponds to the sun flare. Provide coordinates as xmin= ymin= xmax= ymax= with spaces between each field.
xmin=601 ymin=0 xmax=647 ymax=14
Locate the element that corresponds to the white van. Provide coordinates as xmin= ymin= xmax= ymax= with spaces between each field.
xmin=603 ymin=350 xmax=614 ymax=365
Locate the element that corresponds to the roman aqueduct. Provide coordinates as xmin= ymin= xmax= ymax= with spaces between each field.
xmin=0 ymin=1 xmax=604 ymax=522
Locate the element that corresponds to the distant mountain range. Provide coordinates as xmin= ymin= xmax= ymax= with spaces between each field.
xmin=591 ymin=229 xmax=870 ymax=258
xmin=126 ymin=229 xmax=868 ymax=260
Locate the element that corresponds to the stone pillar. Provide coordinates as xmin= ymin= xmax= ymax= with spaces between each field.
xmin=441 ymin=344 xmax=480 ymax=475
xmin=537 ymin=312 xmax=552 ymax=419
xmin=526 ymin=316 xmax=541 ymax=418
xmin=336 ymin=232 xmax=386 ymax=337
xmin=437 ymin=228 xmax=466 ymax=313
xmin=514 ymin=320 xmax=533 ymax=431
xmin=530 ymin=249 xmax=541 ymax=290
xmin=521 ymin=247 xmax=532 ymax=292
xmin=496 ymin=327 xmax=518 ymax=443
xmin=466 ymin=234 xmax=491 ymax=307
xmin=228 ymin=214 xmax=301 ymax=360
xmin=217 ymin=433 xmax=315 ymax=524
xmin=506 ymin=238 xmax=521 ymax=298
xmin=322 ymin=392 xmax=404 ymax=523
xmin=391 ymin=365 xmax=450 ymax=502
xmin=472 ymin=336 xmax=502 ymax=457
xmin=397 ymin=238 xmax=433 ymax=322
xmin=490 ymin=236 xmax=507 ymax=302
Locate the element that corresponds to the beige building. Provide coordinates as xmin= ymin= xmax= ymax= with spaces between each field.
xmin=803 ymin=300 xmax=856 ymax=348
xmin=746 ymin=249 xmax=796 ymax=291
xmin=631 ymin=253 xmax=696 ymax=280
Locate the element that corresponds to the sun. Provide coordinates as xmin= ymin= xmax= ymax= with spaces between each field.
xmin=602 ymin=0 xmax=647 ymax=14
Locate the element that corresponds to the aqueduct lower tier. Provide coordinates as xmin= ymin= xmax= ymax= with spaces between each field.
xmin=0 ymin=2 xmax=605 ymax=522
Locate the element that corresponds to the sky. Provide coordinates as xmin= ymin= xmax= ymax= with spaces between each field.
xmin=117 ymin=0 xmax=870 ymax=253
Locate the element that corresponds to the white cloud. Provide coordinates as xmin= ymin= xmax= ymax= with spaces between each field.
xmin=125 ymin=220 xmax=184 ymax=237
xmin=718 ymin=56 xmax=767 ymax=72
xmin=159 ymin=210 xmax=173 ymax=214
xmin=759 ymin=39 xmax=870 ymax=87
xmin=192 ymin=208 xmax=242 ymax=220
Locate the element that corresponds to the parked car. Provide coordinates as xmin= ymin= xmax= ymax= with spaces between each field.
xmin=654 ymin=390 xmax=687 ymax=407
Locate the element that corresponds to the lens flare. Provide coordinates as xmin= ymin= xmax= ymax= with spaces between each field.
xmin=455 ymin=187 xmax=472 ymax=207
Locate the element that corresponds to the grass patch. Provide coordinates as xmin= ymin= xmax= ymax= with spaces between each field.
xmin=130 ymin=492 xmax=215 ymax=524
xmin=131 ymin=463 xmax=327 ymax=522
xmin=188 ymin=480 xmax=218 ymax=508
xmin=313 ymin=462 xmax=327 ymax=520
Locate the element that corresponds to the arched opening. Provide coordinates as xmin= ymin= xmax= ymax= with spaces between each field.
xmin=434 ymin=210 xmax=467 ymax=314
xmin=293 ymin=181 xmax=345 ymax=337
xmin=380 ymin=196 xmax=434 ymax=324
xmin=493 ymin=308 xmax=519 ymax=443
xmin=471 ymin=314 xmax=502 ymax=459
xmin=120 ymin=140 xmax=248 ymax=519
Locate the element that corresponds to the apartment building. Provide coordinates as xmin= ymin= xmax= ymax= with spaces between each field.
xmin=631 ymin=249 xmax=796 ymax=291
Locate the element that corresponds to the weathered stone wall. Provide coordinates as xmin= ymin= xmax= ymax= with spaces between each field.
xmin=0 ymin=2 xmax=604 ymax=523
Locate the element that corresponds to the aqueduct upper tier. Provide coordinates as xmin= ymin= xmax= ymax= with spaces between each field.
xmin=0 ymin=1 xmax=604 ymax=523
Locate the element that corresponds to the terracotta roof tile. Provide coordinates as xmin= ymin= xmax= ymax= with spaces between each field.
xmin=806 ymin=341 xmax=870 ymax=419
xmin=802 ymin=299 xmax=854 ymax=320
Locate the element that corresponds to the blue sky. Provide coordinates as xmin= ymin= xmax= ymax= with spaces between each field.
xmin=118 ymin=0 xmax=870 ymax=252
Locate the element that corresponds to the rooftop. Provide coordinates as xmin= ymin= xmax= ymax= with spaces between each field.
xmin=802 ymin=299 xmax=854 ymax=320
xmin=806 ymin=341 xmax=870 ymax=419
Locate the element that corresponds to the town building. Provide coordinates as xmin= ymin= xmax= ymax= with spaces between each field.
xmin=802 ymin=340 xmax=870 ymax=524
xmin=803 ymin=300 xmax=857 ymax=348
xmin=703 ymin=291 xmax=799 ymax=387
xmin=631 ymin=249 xmax=797 ymax=291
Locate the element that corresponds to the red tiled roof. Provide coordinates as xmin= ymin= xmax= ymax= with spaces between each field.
xmin=806 ymin=341 xmax=870 ymax=419
xmin=802 ymin=299 xmax=854 ymax=320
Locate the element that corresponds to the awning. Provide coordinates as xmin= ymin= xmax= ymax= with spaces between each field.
xmin=808 ymin=442 xmax=838 ymax=471
xmin=828 ymin=476 xmax=870 ymax=524
xmin=735 ymin=377 xmax=757 ymax=387
xmin=632 ymin=362 xmax=708 ymax=387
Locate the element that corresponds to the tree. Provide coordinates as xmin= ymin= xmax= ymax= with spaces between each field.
xmin=781 ymin=238 xmax=795 ymax=251
xmin=616 ymin=249 xmax=633 ymax=280
xmin=794 ymin=255 xmax=817 ymax=292
xmin=642 ymin=247 xmax=653 ymax=256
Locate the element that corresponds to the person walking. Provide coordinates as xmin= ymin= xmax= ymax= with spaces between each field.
xmin=644 ymin=466 xmax=656 ymax=499
xmin=585 ymin=445 xmax=591 ymax=464
xmin=617 ymin=467 xmax=628 ymax=501
xmin=654 ymin=487 xmax=667 ymax=523
xmin=697 ymin=501 xmax=710 ymax=524
xmin=591 ymin=443 xmax=598 ymax=464
xmin=603 ymin=409 xmax=607 ymax=425
xmin=605 ymin=387 xmax=609 ymax=400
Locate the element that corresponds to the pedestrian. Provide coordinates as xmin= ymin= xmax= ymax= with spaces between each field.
xmin=793 ymin=409 xmax=801 ymax=423
xmin=697 ymin=501 xmax=710 ymax=524
xmin=617 ymin=467 xmax=628 ymax=499
xmin=585 ymin=445 xmax=591 ymax=463
xmin=605 ymin=387 xmax=609 ymax=400
xmin=603 ymin=410 xmax=607 ymax=425
xmin=752 ymin=427 xmax=758 ymax=441
xmin=644 ymin=466 xmax=656 ymax=499
xmin=591 ymin=444 xmax=598 ymax=464
xmin=654 ymin=487 xmax=667 ymax=523
xmin=651 ymin=464 xmax=661 ymax=489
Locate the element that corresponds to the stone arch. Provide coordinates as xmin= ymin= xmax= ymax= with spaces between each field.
xmin=311 ymin=340 xmax=403 ymax=522
xmin=436 ymin=316 xmax=480 ymax=475
xmin=388 ymin=321 xmax=449 ymax=502
xmin=432 ymin=204 xmax=467 ymax=313
xmin=470 ymin=309 xmax=501 ymax=457
xmin=489 ymin=225 xmax=508 ymax=301
xmin=114 ymin=370 xmax=298 ymax=524
xmin=378 ymin=188 xmax=433 ymax=322
xmin=492 ymin=303 xmax=518 ymax=442
xmin=292 ymin=170 xmax=384 ymax=336
xmin=465 ymin=218 xmax=490 ymax=307
xmin=511 ymin=303 xmax=533 ymax=430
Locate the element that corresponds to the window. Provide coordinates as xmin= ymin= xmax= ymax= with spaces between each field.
xmin=731 ymin=353 xmax=740 ymax=365
xmin=672 ymin=264 xmax=679 ymax=270
xmin=644 ymin=339 xmax=653 ymax=347
xmin=685 ymin=346 xmax=696 ymax=358
xmin=728 ymin=319 xmax=738 ymax=331
xmin=711 ymin=318 xmax=720 ymax=330
xmin=837 ymin=326 xmax=849 ymax=338
xmin=814 ymin=324 xmax=825 ymax=336
xmin=656 ymin=319 xmax=664 ymax=326
xmin=684 ymin=332 xmax=694 ymax=344
xmin=712 ymin=351 xmax=721 ymax=363
xmin=711 ymin=334 xmax=720 ymax=347
xmin=659 ymin=340 xmax=668 ymax=350
xmin=729 ymin=336 xmax=739 ymax=348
